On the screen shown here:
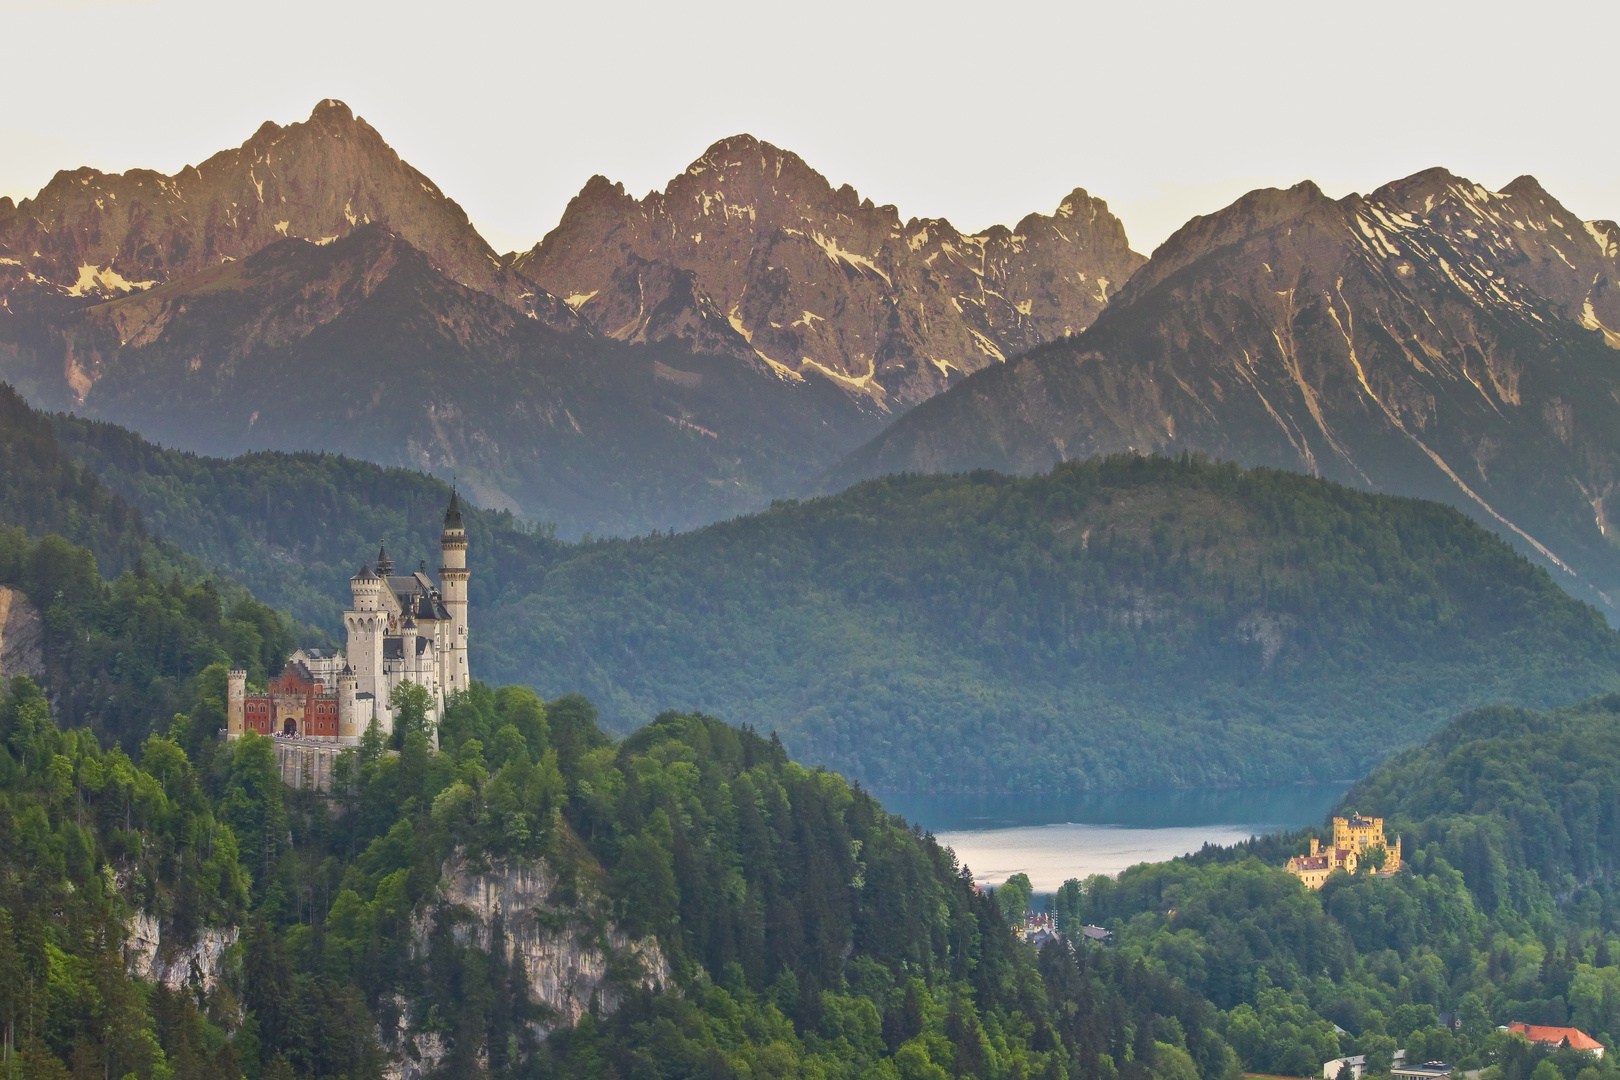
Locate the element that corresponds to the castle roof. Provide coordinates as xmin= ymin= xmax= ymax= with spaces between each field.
xmin=376 ymin=542 xmax=394 ymax=577
xmin=383 ymin=636 xmax=432 ymax=660
xmin=1508 ymin=1023 xmax=1604 ymax=1052
xmin=444 ymin=488 xmax=464 ymax=530
xmin=352 ymin=563 xmax=378 ymax=581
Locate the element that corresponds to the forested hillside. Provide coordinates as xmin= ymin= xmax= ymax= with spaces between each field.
xmin=1050 ymin=693 xmax=1620 ymax=1080
xmin=0 ymin=383 xmax=299 ymax=743
xmin=0 ymin=463 xmax=1159 ymax=1080
xmin=38 ymin=396 xmax=1620 ymax=794
xmin=8 ymin=380 xmax=1620 ymax=1078
xmin=51 ymin=404 xmax=565 ymax=633
xmin=481 ymin=456 xmax=1619 ymax=792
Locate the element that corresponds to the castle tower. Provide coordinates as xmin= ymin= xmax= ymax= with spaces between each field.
xmin=401 ymin=614 xmax=418 ymax=686
xmin=439 ymin=489 xmax=471 ymax=693
xmin=344 ymin=563 xmax=388 ymax=729
xmin=227 ymin=669 xmax=247 ymax=738
xmin=337 ymin=665 xmax=359 ymax=743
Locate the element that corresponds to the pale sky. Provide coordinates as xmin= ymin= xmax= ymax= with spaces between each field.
xmin=3 ymin=0 xmax=1617 ymax=257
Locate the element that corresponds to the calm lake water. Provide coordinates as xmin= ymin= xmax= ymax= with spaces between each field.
xmin=883 ymin=786 xmax=1352 ymax=892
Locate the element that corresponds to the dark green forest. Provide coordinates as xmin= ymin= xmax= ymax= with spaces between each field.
xmin=6 ymin=519 xmax=1620 ymax=1079
xmin=6 ymin=380 xmax=1620 ymax=1078
xmin=40 ymin=391 xmax=1620 ymax=793
xmin=50 ymin=405 xmax=566 ymax=635
xmin=485 ymin=457 xmax=1618 ymax=792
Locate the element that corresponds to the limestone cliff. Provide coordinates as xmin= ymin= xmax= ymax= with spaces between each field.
xmin=382 ymin=853 xmax=670 ymax=1077
xmin=0 ymin=585 xmax=43 ymax=683
xmin=123 ymin=911 xmax=238 ymax=993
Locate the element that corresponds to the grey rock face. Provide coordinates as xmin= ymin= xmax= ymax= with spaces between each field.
xmin=0 ymin=585 xmax=43 ymax=683
xmin=381 ymin=853 xmax=669 ymax=1075
xmin=431 ymin=853 xmax=667 ymax=1028
xmin=123 ymin=912 xmax=238 ymax=993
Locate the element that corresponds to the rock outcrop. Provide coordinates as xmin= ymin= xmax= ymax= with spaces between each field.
xmin=0 ymin=585 xmax=43 ymax=683
xmin=383 ymin=853 xmax=669 ymax=1076
xmin=434 ymin=853 xmax=668 ymax=1027
xmin=123 ymin=912 xmax=237 ymax=992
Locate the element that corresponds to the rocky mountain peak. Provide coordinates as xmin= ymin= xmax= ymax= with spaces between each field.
xmin=1499 ymin=173 xmax=1553 ymax=201
xmin=1110 ymin=179 xmax=1339 ymax=307
xmin=1360 ymin=167 xmax=1620 ymax=345
xmin=516 ymin=138 xmax=1144 ymax=408
xmin=311 ymin=97 xmax=355 ymax=123
xmin=0 ymin=100 xmax=578 ymax=329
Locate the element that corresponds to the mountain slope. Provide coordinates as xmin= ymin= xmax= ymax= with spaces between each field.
xmin=476 ymin=455 xmax=1620 ymax=794
xmin=6 ymin=224 xmax=883 ymax=535
xmin=830 ymin=169 xmax=1620 ymax=617
xmin=49 ymin=402 xmax=566 ymax=634
xmin=515 ymin=135 xmax=1145 ymax=409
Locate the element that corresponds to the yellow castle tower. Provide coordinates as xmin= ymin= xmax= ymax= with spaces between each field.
xmin=1285 ymin=815 xmax=1401 ymax=889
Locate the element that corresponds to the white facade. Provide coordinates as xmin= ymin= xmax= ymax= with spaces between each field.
xmin=342 ymin=490 xmax=471 ymax=742
xmin=224 ymin=491 xmax=471 ymax=748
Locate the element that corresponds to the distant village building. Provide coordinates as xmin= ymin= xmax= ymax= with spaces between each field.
xmin=1506 ymin=1023 xmax=1605 ymax=1058
xmin=225 ymin=491 xmax=470 ymax=783
xmin=1286 ymin=816 xmax=1402 ymax=889
xmin=1019 ymin=912 xmax=1061 ymax=948
xmin=1324 ymin=1053 xmax=1372 ymax=1079
xmin=1328 ymin=1049 xmax=1442 ymax=1080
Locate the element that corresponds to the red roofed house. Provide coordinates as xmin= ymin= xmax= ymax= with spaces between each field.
xmin=1507 ymin=1023 xmax=1605 ymax=1058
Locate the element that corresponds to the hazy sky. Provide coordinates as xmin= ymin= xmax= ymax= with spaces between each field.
xmin=4 ymin=0 xmax=1618 ymax=257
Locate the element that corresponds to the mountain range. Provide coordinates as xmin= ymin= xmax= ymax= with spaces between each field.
xmin=0 ymin=101 xmax=1141 ymax=536
xmin=830 ymin=171 xmax=1620 ymax=617
xmin=6 ymin=98 xmax=1620 ymax=621
xmin=514 ymin=135 xmax=1144 ymax=408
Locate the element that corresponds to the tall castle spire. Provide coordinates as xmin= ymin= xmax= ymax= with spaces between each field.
xmin=439 ymin=486 xmax=470 ymax=693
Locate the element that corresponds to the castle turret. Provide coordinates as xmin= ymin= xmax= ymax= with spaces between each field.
xmin=401 ymin=613 xmax=418 ymax=676
xmin=337 ymin=665 xmax=359 ymax=743
xmin=344 ymin=564 xmax=388 ymax=725
xmin=227 ymin=669 xmax=247 ymax=738
xmin=439 ymin=489 xmax=470 ymax=693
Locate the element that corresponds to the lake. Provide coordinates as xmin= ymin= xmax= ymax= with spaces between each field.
xmin=882 ymin=785 xmax=1352 ymax=892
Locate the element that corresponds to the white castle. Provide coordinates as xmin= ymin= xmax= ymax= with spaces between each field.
xmin=226 ymin=490 xmax=470 ymax=748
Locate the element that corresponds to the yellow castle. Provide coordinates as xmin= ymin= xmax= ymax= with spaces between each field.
xmin=1285 ymin=816 xmax=1401 ymax=889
